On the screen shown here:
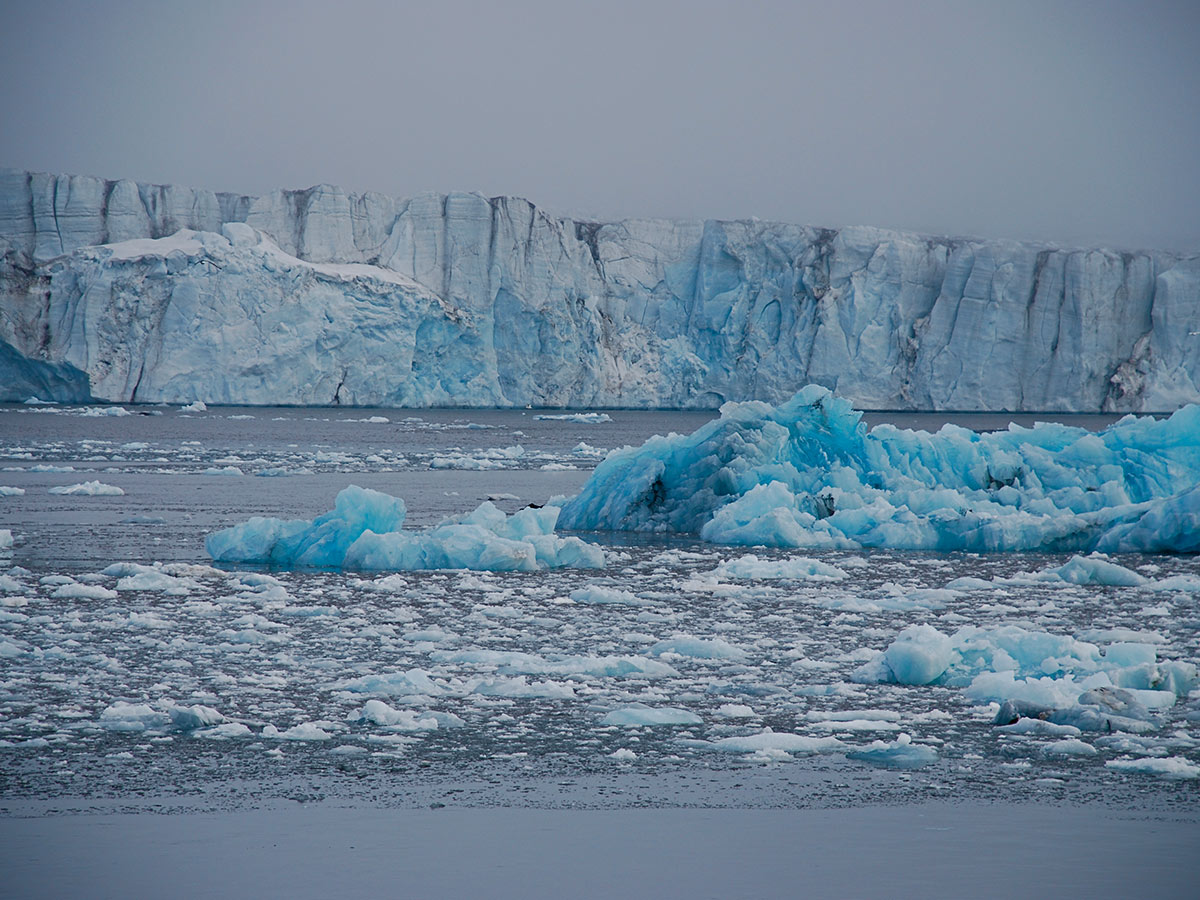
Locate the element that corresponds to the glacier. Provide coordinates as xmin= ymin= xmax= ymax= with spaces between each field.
xmin=555 ymin=385 xmax=1200 ymax=553
xmin=2 ymin=168 xmax=1198 ymax=410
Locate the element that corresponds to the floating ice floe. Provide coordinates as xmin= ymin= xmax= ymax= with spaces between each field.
xmin=354 ymin=700 xmax=441 ymax=731
xmin=0 ymin=486 xmax=24 ymax=496
xmin=51 ymin=582 xmax=118 ymax=600
xmin=947 ymin=554 xmax=1200 ymax=593
xmin=1106 ymin=756 xmax=1200 ymax=779
xmin=845 ymin=733 xmax=938 ymax=769
xmin=709 ymin=554 xmax=848 ymax=581
xmin=180 ymin=400 xmax=207 ymax=412
xmin=337 ymin=669 xmax=445 ymax=697
xmin=0 ymin=529 xmax=11 ymax=549
xmin=557 ymin=384 xmax=1200 ymax=553
xmin=854 ymin=623 xmax=1196 ymax=734
xmin=101 ymin=562 xmax=201 ymax=595
xmin=206 ymin=485 xmax=603 ymax=571
xmin=601 ymin=707 xmax=704 ymax=727
xmin=706 ymin=729 xmax=847 ymax=756
xmin=262 ymin=722 xmax=336 ymax=741
xmin=534 ymin=413 xmax=612 ymax=424
xmin=569 ymin=585 xmax=653 ymax=605
xmin=431 ymin=649 xmax=677 ymax=679
xmin=99 ymin=701 xmax=228 ymax=733
xmin=48 ymin=480 xmax=125 ymax=496
xmin=649 ymin=636 xmax=747 ymax=661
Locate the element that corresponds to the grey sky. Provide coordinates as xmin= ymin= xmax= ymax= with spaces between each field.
xmin=2 ymin=0 xmax=1198 ymax=251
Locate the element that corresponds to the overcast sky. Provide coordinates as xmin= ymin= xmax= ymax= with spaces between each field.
xmin=3 ymin=0 xmax=1198 ymax=250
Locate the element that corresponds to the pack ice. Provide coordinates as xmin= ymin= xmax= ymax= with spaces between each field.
xmin=854 ymin=622 xmax=1197 ymax=736
xmin=2 ymin=169 xmax=1198 ymax=411
xmin=206 ymin=485 xmax=604 ymax=571
xmin=557 ymin=385 xmax=1200 ymax=552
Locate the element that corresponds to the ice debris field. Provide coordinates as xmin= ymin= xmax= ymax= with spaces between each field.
xmin=1 ymin=390 xmax=1199 ymax=808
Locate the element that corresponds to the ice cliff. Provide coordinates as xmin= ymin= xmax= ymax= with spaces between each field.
xmin=2 ymin=169 xmax=1198 ymax=410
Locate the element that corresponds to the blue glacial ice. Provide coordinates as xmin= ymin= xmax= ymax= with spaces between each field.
xmin=3 ymin=169 xmax=1198 ymax=411
xmin=206 ymin=485 xmax=604 ymax=571
xmin=853 ymin=622 xmax=1197 ymax=734
xmin=557 ymin=384 xmax=1200 ymax=553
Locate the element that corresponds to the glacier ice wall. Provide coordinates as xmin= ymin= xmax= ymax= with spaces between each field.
xmin=1 ymin=168 xmax=1197 ymax=410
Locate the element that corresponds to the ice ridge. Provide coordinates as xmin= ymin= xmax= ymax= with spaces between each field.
xmin=2 ymin=168 xmax=1198 ymax=410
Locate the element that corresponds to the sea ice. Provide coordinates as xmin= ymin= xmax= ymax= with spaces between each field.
xmin=558 ymin=385 xmax=1200 ymax=553
xmin=51 ymin=582 xmax=118 ymax=600
xmin=569 ymin=585 xmax=651 ymax=605
xmin=48 ymin=481 xmax=125 ymax=496
xmin=337 ymin=669 xmax=444 ymax=697
xmin=99 ymin=701 xmax=227 ymax=733
xmin=846 ymin=734 xmax=937 ymax=769
xmin=856 ymin=622 xmax=1195 ymax=735
xmin=1038 ymin=555 xmax=1147 ymax=587
xmin=534 ymin=413 xmax=612 ymax=423
xmin=206 ymin=485 xmax=604 ymax=571
xmin=263 ymin=722 xmax=335 ymax=741
xmin=601 ymin=707 xmax=704 ymax=727
xmin=79 ymin=406 xmax=131 ymax=417
xmin=1106 ymin=756 xmax=1200 ymax=778
xmin=710 ymin=554 xmax=848 ymax=581
xmin=708 ymin=729 xmax=846 ymax=756
xmin=649 ymin=636 xmax=747 ymax=661
xmin=355 ymin=700 xmax=440 ymax=731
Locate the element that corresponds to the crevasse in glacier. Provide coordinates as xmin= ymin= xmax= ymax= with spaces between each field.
xmin=555 ymin=385 xmax=1200 ymax=553
xmin=2 ymin=169 xmax=1198 ymax=411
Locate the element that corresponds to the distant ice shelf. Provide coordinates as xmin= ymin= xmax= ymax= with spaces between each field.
xmin=1 ymin=169 xmax=1198 ymax=410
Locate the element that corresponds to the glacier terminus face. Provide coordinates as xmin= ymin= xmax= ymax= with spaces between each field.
xmin=1 ymin=168 xmax=1198 ymax=411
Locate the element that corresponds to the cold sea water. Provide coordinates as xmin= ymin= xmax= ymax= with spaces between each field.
xmin=0 ymin=403 xmax=1197 ymax=899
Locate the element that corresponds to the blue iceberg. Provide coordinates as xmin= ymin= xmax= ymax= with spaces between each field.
xmin=206 ymin=485 xmax=604 ymax=571
xmin=557 ymin=385 xmax=1200 ymax=552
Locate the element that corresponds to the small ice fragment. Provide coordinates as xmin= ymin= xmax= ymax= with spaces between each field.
xmin=262 ymin=722 xmax=335 ymax=741
xmin=882 ymin=625 xmax=953 ymax=685
xmin=715 ymin=704 xmax=756 ymax=718
xmin=846 ymin=733 xmax=937 ymax=769
xmin=48 ymin=481 xmax=125 ymax=496
xmin=570 ymin=585 xmax=651 ymax=605
xmin=1106 ymin=757 xmax=1200 ymax=778
xmin=1041 ymin=739 xmax=1098 ymax=756
xmin=601 ymin=707 xmax=702 ymax=727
